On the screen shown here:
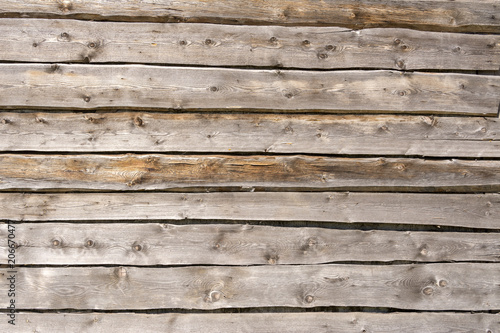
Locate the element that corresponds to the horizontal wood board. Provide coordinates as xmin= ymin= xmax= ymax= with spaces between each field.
xmin=1 ymin=64 xmax=499 ymax=115
xmin=2 ymin=223 xmax=499 ymax=265
xmin=1 ymin=192 xmax=498 ymax=229
xmin=1 ymin=264 xmax=499 ymax=310
xmin=0 ymin=0 xmax=499 ymax=32
xmin=1 ymin=312 xmax=498 ymax=333
xmin=0 ymin=154 xmax=500 ymax=192
xmin=1 ymin=112 xmax=500 ymax=157
xmin=1 ymin=19 xmax=499 ymax=70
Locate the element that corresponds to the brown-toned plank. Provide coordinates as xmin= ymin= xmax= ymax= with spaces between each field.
xmin=1 ymin=154 xmax=500 ymax=192
xmin=0 ymin=0 xmax=498 ymax=32
xmin=1 ymin=64 xmax=498 ymax=115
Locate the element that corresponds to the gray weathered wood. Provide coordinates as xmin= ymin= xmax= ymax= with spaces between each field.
xmin=1 ymin=192 xmax=498 ymax=229
xmin=1 ymin=64 xmax=499 ymax=115
xmin=1 ymin=264 xmax=498 ymax=310
xmin=3 ymin=223 xmax=499 ymax=265
xmin=2 ymin=112 xmax=500 ymax=157
xmin=2 ymin=19 xmax=499 ymax=70
xmin=2 ymin=312 xmax=498 ymax=333
xmin=1 ymin=154 xmax=500 ymax=192
xmin=0 ymin=0 xmax=498 ymax=33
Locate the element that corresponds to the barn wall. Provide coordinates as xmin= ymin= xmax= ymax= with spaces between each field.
xmin=0 ymin=1 xmax=499 ymax=332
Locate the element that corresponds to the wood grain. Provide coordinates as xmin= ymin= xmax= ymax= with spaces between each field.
xmin=1 ymin=192 xmax=498 ymax=229
xmin=1 ymin=264 xmax=498 ymax=310
xmin=1 ymin=19 xmax=499 ymax=70
xmin=2 ymin=312 xmax=498 ymax=333
xmin=1 ymin=112 xmax=500 ymax=158
xmin=2 ymin=223 xmax=499 ymax=265
xmin=1 ymin=154 xmax=500 ymax=192
xmin=0 ymin=0 xmax=498 ymax=32
xmin=1 ymin=64 xmax=499 ymax=115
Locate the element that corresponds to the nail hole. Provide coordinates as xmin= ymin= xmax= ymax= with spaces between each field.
xmin=205 ymin=39 xmax=213 ymax=45
xmin=179 ymin=40 xmax=187 ymax=46
xmin=302 ymin=40 xmax=310 ymax=46
xmin=52 ymin=239 xmax=61 ymax=247
xmin=32 ymin=43 xmax=38 ymax=47
xmin=318 ymin=53 xmax=328 ymax=59
xmin=133 ymin=244 xmax=142 ymax=251
xmin=304 ymin=295 xmax=314 ymax=303
xmin=325 ymin=44 xmax=336 ymax=51
xmin=269 ymin=37 xmax=278 ymax=43
xmin=60 ymin=32 xmax=69 ymax=38
xmin=86 ymin=240 xmax=95 ymax=247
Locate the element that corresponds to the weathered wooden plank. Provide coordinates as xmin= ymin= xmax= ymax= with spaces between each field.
xmin=3 ymin=312 xmax=498 ymax=333
xmin=1 ymin=154 xmax=500 ymax=192
xmin=3 ymin=223 xmax=499 ymax=265
xmin=2 ymin=19 xmax=499 ymax=70
xmin=1 ymin=64 xmax=499 ymax=115
xmin=1 ymin=264 xmax=498 ymax=310
xmin=0 ymin=0 xmax=498 ymax=33
xmin=2 ymin=112 xmax=500 ymax=158
xmin=1 ymin=192 xmax=498 ymax=229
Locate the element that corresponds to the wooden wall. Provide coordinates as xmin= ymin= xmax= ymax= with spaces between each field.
xmin=0 ymin=0 xmax=499 ymax=332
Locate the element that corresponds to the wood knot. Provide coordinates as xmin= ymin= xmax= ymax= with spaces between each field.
xmin=58 ymin=0 xmax=73 ymax=12
xmin=1 ymin=119 xmax=11 ymax=124
xmin=422 ymin=287 xmax=434 ymax=295
xmin=396 ymin=60 xmax=405 ymax=69
xmin=205 ymin=291 xmax=222 ymax=303
xmin=304 ymin=295 xmax=315 ymax=303
xmin=269 ymin=37 xmax=278 ymax=44
xmin=134 ymin=116 xmax=143 ymax=127
xmin=115 ymin=267 xmax=127 ymax=278
xmin=35 ymin=117 xmax=47 ymax=124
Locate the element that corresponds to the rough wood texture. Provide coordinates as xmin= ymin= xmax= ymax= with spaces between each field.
xmin=1 ymin=192 xmax=498 ymax=229
xmin=2 ymin=223 xmax=499 ymax=265
xmin=2 ymin=19 xmax=499 ymax=70
xmin=1 ymin=154 xmax=500 ymax=192
xmin=1 ymin=64 xmax=499 ymax=115
xmin=1 ymin=264 xmax=498 ymax=310
xmin=0 ymin=0 xmax=498 ymax=32
xmin=2 ymin=112 xmax=500 ymax=158
xmin=2 ymin=312 xmax=498 ymax=333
